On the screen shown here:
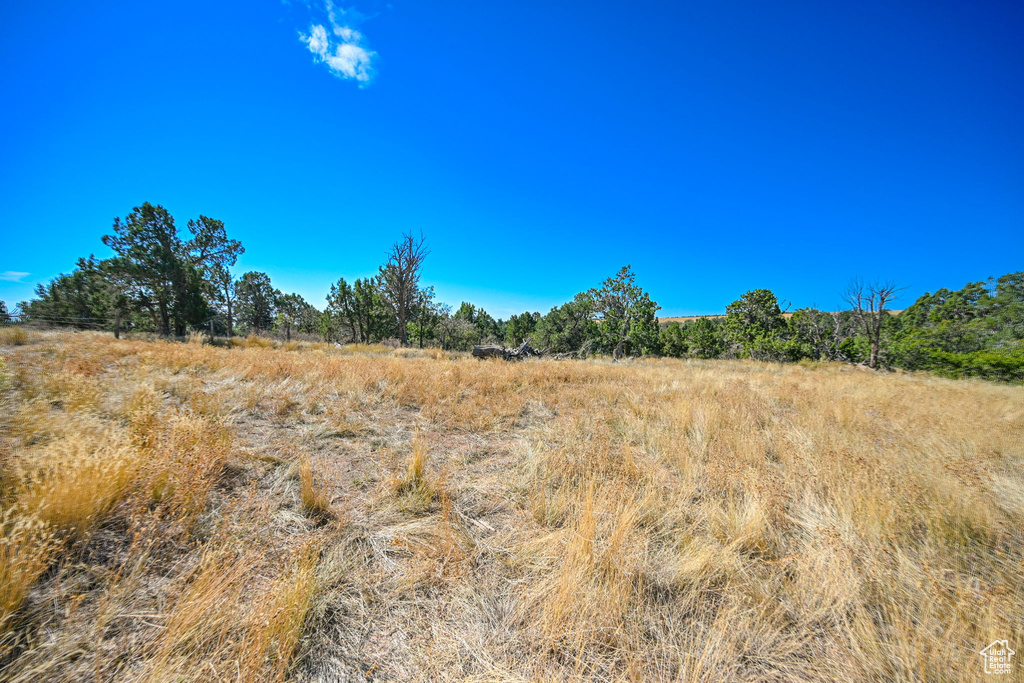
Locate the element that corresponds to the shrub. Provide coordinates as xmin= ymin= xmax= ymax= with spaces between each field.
xmin=0 ymin=327 xmax=29 ymax=346
xmin=297 ymin=458 xmax=332 ymax=518
xmin=927 ymin=345 xmax=1024 ymax=382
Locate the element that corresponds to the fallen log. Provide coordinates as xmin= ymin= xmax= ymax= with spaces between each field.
xmin=472 ymin=337 xmax=543 ymax=361
xmin=472 ymin=345 xmax=510 ymax=360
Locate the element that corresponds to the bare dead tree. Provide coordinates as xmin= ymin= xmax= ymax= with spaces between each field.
xmin=379 ymin=232 xmax=429 ymax=347
xmin=843 ymin=278 xmax=903 ymax=369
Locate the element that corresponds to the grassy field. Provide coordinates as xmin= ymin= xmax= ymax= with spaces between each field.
xmin=0 ymin=329 xmax=1021 ymax=681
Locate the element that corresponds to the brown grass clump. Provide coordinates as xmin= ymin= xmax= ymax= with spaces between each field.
xmin=0 ymin=328 xmax=29 ymax=346
xmin=388 ymin=438 xmax=440 ymax=512
xmin=13 ymin=430 xmax=140 ymax=537
xmin=297 ymin=458 xmax=332 ymax=519
xmin=140 ymin=546 xmax=256 ymax=679
xmin=243 ymin=541 xmax=323 ymax=679
xmin=232 ymin=333 xmax=276 ymax=349
xmin=0 ymin=513 xmax=57 ymax=633
xmin=0 ymin=330 xmax=1021 ymax=681
xmin=398 ymin=438 xmax=429 ymax=493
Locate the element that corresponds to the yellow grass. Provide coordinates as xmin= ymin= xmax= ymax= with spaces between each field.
xmin=0 ymin=330 xmax=1020 ymax=681
xmin=13 ymin=430 xmax=140 ymax=537
xmin=0 ymin=513 xmax=56 ymax=633
xmin=0 ymin=327 xmax=30 ymax=347
xmin=244 ymin=541 xmax=323 ymax=679
xmin=297 ymin=458 xmax=332 ymax=518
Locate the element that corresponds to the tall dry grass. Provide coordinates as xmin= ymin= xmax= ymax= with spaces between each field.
xmin=297 ymin=458 xmax=332 ymax=519
xmin=0 ymin=330 xmax=1020 ymax=681
xmin=0 ymin=328 xmax=30 ymax=347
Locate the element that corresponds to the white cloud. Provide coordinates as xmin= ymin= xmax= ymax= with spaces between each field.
xmin=305 ymin=24 xmax=329 ymax=57
xmin=0 ymin=271 xmax=29 ymax=282
xmin=325 ymin=42 xmax=373 ymax=80
xmin=334 ymin=26 xmax=360 ymax=41
xmin=299 ymin=2 xmax=375 ymax=84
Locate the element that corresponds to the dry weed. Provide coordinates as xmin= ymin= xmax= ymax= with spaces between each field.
xmin=0 ymin=328 xmax=29 ymax=347
xmin=297 ymin=458 xmax=332 ymax=519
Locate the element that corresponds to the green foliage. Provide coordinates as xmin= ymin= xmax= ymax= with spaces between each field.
xmin=174 ymin=264 xmax=214 ymax=333
xmin=422 ymin=301 xmax=494 ymax=352
xmin=275 ymin=293 xmax=319 ymax=340
xmin=658 ymin=317 xmax=726 ymax=359
xmin=748 ymin=335 xmax=814 ymax=363
xmin=505 ymin=311 xmax=540 ymax=347
xmin=688 ymin=318 xmax=725 ymax=359
xmin=532 ymin=266 xmax=661 ymax=357
xmin=992 ymin=272 xmax=1024 ymax=338
xmin=927 ymin=345 xmax=1024 ymax=382
xmin=326 ymin=276 xmax=393 ymax=343
xmin=626 ymin=292 xmax=662 ymax=355
xmin=660 ymin=323 xmax=688 ymax=357
xmin=433 ymin=304 xmax=471 ymax=351
xmin=236 ymin=272 xmax=278 ymax=334
xmin=788 ymin=308 xmax=860 ymax=361
xmin=590 ymin=266 xmax=661 ymax=356
xmin=724 ymin=289 xmax=785 ymax=357
xmin=97 ymin=203 xmax=241 ymax=335
xmin=316 ymin=310 xmax=336 ymax=342
xmin=534 ymin=293 xmax=599 ymax=354
xmin=15 ymin=204 xmax=1024 ymax=386
xmin=449 ymin=302 xmax=501 ymax=348
xmin=838 ymin=336 xmax=868 ymax=364
xmin=408 ymin=286 xmax=443 ymax=348
xmin=20 ymin=256 xmax=112 ymax=327
xmin=887 ymin=272 xmax=1024 ymax=380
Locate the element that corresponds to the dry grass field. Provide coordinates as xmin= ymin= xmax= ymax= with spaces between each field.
xmin=0 ymin=328 xmax=1021 ymax=682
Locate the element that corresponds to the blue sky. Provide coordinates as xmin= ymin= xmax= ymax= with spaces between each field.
xmin=1 ymin=0 xmax=1021 ymax=318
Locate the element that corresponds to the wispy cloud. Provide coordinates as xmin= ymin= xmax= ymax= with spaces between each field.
xmin=0 ymin=271 xmax=29 ymax=282
xmin=300 ymin=1 xmax=375 ymax=84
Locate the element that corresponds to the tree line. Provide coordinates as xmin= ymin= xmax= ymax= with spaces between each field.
xmin=658 ymin=276 xmax=1023 ymax=382
xmin=10 ymin=202 xmax=1023 ymax=382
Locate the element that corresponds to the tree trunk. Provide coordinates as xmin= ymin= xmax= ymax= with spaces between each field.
xmin=226 ymin=299 xmax=234 ymax=337
xmin=159 ymin=301 xmax=170 ymax=337
xmin=114 ymin=309 xmax=122 ymax=339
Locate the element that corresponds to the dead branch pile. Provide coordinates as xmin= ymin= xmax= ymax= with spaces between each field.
xmin=547 ymin=339 xmax=595 ymax=361
xmin=472 ymin=338 xmax=545 ymax=361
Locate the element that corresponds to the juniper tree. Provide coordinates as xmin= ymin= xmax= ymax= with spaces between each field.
xmin=102 ymin=204 xmax=241 ymax=336
xmin=590 ymin=266 xmax=661 ymax=357
xmin=276 ymin=292 xmax=316 ymax=341
xmin=236 ymin=272 xmax=278 ymax=334
xmin=724 ymin=289 xmax=786 ymax=358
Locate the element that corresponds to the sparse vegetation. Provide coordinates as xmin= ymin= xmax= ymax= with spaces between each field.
xmin=0 ymin=328 xmax=29 ymax=347
xmin=297 ymin=458 xmax=332 ymax=519
xmin=0 ymin=330 xmax=1020 ymax=680
xmin=11 ymin=202 xmax=1021 ymax=383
